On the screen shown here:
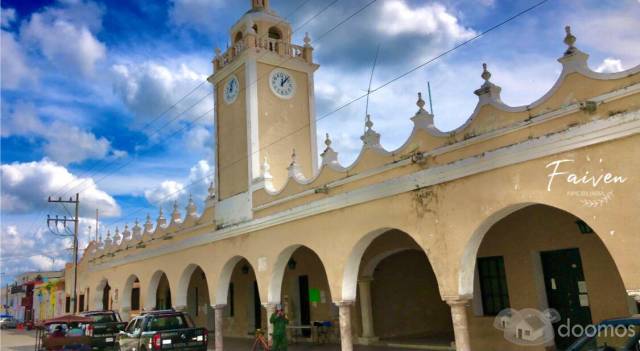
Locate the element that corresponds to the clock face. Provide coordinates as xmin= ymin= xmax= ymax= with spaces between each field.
xmin=269 ymin=69 xmax=295 ymax=99
xmin=223 ymin=75 xmax=239 ymax=104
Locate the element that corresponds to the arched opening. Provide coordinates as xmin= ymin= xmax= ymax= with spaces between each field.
xmin=233 ymin=31 xmax=243 ymax=44
xmin=101 ymin=281 xmax=111 ymax=311
xmin=267 ymin=26 xmax=282 ymax=52
xmin=271 ymin=246 xmax=334 ymax=340
xmin=466 ymin=204 xmax=631 ymax=350
xmin=346 ymin=229 xmax=453 ymax=347
xmin=155 ymin=273 xmax=172 ymax=310
xmin=216 ymin=257 xmax=263 ymax=337
xmin=122 ymin=275 xmax=141 ymax=320
xmin=186 ymin=266 xmax=212 ymax=329
xmin=267 ymin=26 xmax=282 ymax=40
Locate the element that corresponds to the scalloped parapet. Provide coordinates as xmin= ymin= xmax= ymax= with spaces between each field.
xmin=87 ymin=25 xmax=640 ymax=265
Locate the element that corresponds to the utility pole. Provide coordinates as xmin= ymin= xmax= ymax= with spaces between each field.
xmin=47 ymin=193 xmax=80 ymax=313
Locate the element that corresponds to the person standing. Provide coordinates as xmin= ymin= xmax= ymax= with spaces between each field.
xmin=270 ymin=305 xmax=288 ymax=351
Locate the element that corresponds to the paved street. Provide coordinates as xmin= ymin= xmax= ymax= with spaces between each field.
xmin=0 ymin=329 xmax=439 ymax=351
xmin=1 ymin=329 xmax=36 ymax=351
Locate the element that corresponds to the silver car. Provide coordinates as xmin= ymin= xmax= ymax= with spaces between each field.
xmin=0 ymin=316 xmax=18 ymax=329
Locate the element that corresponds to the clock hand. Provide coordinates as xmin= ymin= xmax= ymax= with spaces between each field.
xmin=280 ymin=76 xmax=289 ymax=87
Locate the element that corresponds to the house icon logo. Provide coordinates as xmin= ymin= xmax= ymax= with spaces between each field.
xmin=494 ymin=308 xmax=560 ymax=346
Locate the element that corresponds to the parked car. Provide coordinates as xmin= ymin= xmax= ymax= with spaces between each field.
xmin=117 ymin=310 xmax=208 ymax=351
xmin=0 ymin=315 xmax=18 ymax=329
xmin=79 ymin=310 xmax=127 ymax=350
xmin=567 ymin=316 xmax=640 ymax=351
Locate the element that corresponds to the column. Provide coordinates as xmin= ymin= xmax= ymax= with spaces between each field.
xmin=357 ymin=277 xmax=378 ymax=344
xmin=264 ymin=303 xmax=276 ymax=345
xmin=337 ymin=301 xmax=354 ymax=351
xmin=213 ymin=304 xmax=225 ymax=351
xmin=120 ymin=306 xmax=131 ymax=322
xmin=446 ymin=298 xmax=472 ymax=351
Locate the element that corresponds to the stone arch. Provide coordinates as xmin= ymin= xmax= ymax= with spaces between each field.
xmin=342 ymin=227 xmax=444 ymax=301
xmin=94 ymin=278 xmax=110 ymax=310
xmin=458 ymin=202 xmax=625 ymax=296
xmin=145 ymin=270 xmax=172 ymax=310
xmin=121 ymin=274 xmax=140 ymax=311
xmin=360 ymin=248 xmax=421 ymax=278
xmin=176 ymin=263 xmax=202 ymax=308
xmin=215 ymin=256 xmax=248 ymax=305
xmin=268 ymin=244 xmax=333 ymax=304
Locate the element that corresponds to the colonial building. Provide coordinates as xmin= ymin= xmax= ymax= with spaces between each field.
xmin=68 ymin=1 xmax=640 ymax=351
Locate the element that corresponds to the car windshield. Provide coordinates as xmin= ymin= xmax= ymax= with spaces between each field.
xmin=89 ymin=314 xmax=117 ymax=323
xmin=145 ymin=314 xmax=191 ymax=331
xmin=571 ymin=324 xmax=640 ymax=350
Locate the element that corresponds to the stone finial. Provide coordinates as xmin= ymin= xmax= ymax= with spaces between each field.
xmin=360 ymin=115 xmax=381 ymax=148
xmin=287 ymin=149 xmax=303 ymax=179
xmin=417 ymin=92 xmax=426 ymax=112
xmin=321 ymin=133 xmax=339 ymax=166
xmin=186 ymin=194 xmax=197 ymax=218
xmin=215 ymin=47 xmax=222 ymax=57
xmin=104 ymin=229 xmax=113 ymax=247
xmin=481 ymin=63 xmax=491 ymax=82
xmin=262 ymin=156 xmax=273 ymax=180
xmin=144 ymin=213 xmax=154 ymax=233
xmin=412 ymin=92 xmax=435 ymax=130
xmin=205 ymin=183 xmax=216 ymax=208
xmin=474 ymin=63 xmax=502 ymax=102
xmin=563 ymin=25 xmax=576 ymax=55
xmin=304 ymin=32 xmax=311 ymax=47
xmin=113 ymin=226 xmax=122 ymax=244
xmin=171 ymin=200 xmax=181 ymax=222
xmin=132 ymin=219 xmax=142 ymax=240
xmin=122 ymin=224 xmax=131 ymax=241
xmin=157 ymin=207 xmax=167 ymax=227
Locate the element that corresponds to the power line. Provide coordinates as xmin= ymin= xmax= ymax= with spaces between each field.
xmin=105 ymin=0 xmax=550 ymax=229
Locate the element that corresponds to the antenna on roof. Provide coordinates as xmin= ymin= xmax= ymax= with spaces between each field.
xmin=427 ymin=81 xmax=434 ymax=115
xmin=364 ymin=45 xmax=381 ymax=132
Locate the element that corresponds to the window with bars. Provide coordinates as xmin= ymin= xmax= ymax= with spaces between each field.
xmin=477 ymin=256 xmax=510 ymax=316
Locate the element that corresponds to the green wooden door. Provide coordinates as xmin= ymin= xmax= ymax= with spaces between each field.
xmin=540 ymin=248 xmax=592 ymax=350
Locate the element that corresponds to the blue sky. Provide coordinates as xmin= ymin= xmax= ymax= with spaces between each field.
xmin=1 ymin=0 xmax=639 ymax=283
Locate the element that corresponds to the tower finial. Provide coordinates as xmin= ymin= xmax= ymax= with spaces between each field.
xmin=324 ymin=133 xmax=332 ymax=149
xmin=417 ymin=92 xmax=426 ymax=112
xmin=563 ymin=25 xmax=577 ymax=55
xmin=252 ymin=0 xmax=269 ymax=10
xmin=481 ymin=63 xmax=491 ymax=82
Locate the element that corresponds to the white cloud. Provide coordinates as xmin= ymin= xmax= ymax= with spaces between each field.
xmin=2 ymin=102 xmax=124 ymax=165
xmin=1 ymin=159 xmax=120 ymax=217
xmin=1 ymin=224 xmax=68 ymax=278
xmin=21 ymin=12 xmax=106 ymax=77
xmin=595 ymin=57 xmax=624 ymax=73
xmin=1 ymin=7 xmax=16 ymax=28
xmin=143 ymin=159 xmax=213 ymax=208
xmin=111 ymin=61 xmax=211 ymax=127
xmin=1 ymin=30 xmax=35 ymax=90
xmin=378 ymin=1 xmax=475 ymax=39
xmin=144 ymin=180 xmax=185 ymax=207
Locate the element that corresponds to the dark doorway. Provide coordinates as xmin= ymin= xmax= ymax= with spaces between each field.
xmin=253 ymin=281 xmax=262 ymax=330
xmin=102 ymin=282 xmax=110 ymax=311
xmin=298 ymin=275 xmax=311 ymax=337
xmin=541 ymin=248 xmax=592 ymax=350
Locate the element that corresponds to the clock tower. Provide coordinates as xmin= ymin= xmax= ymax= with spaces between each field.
xmin=208 ymin=0 xmax=319 ymax=225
